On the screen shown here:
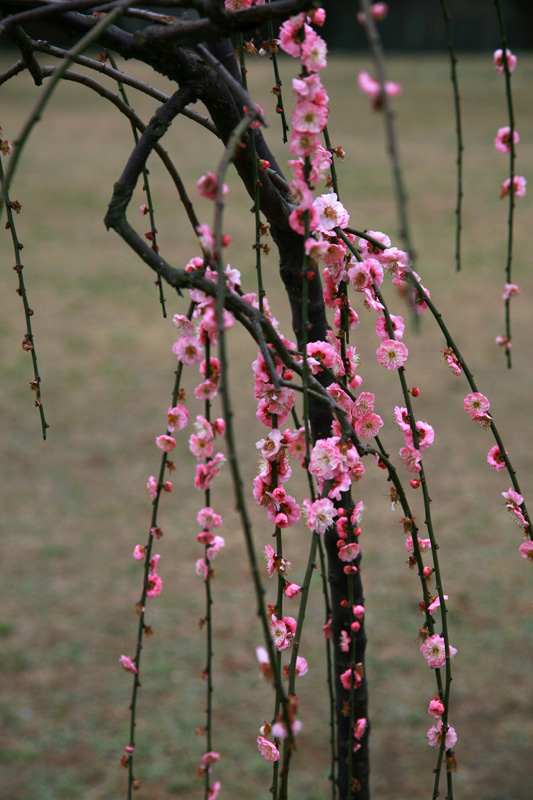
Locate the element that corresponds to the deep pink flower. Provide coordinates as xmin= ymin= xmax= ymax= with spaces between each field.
xmin=340 ymin=667 xmax=362 ymax=691
xmin=500 ymin=175 xmax=526 ymax=199
xmin=201 ymin=751 xmax=220 ymax=766
xmin=519 ymin=542 xmax=533 ymax=561
xmin=289 ymin=129 xmax=321 ymax=158
xmin=285 ymin=583 xmax=301 ymax=598
xmin=399 ymin=445 xmax=422 ymax=474
xmin=463 ymin=392 xmax=490 ymax=419
xmin=196 ymin=171 xmax=228 ymax=200
xmin=167 ymin=405 xmax=189 ymax=432
xmin=119 ymin=654 xmax=137 ymax=674
xmin=338 ymin=542 xmax=360 ymax=562
xmin=403 ymin=421 xmax=435 ymax=451
xmin=257 ymin=736 xmax=280 ymax=762
xmin=420 ymin=634 xmax=457 ymax=669
xmin=146 ymin=572 xmax=162 ymax=598
xmin=494 ymin=126 xmax=519 ymax=154
xmin=375 ymin=313 xmax=405 ymax=341
xmin=354 ymin=413 xmax=383 ymax=440
xmin=502 ymin=487 xmax=528 ymax=529
xmin=279 ymin=14 xmax=305 ymax=58
xmin=493 ymin=48 xmax=517 ymax=74
xmin=303 ymin=497 xmax=337 ymax=534
xmin=155 ymin=434 xmax=176 ymax=453
xmin=428 ymin=696 xmax=445 ymax=718
xmin=133 ymin=545 xmax=145 ymax=561
xmin=208 ymin=781 xmax=221 ymax=800
xmin=376 ymin=339 xmax=408 ymax=369
xmin=173 ymin=335 xmax=204 ymax=365
xmin=487 ymin=445 xmax=507 ymax=472
xmin=405 ymin=536 xmax=431 ymax=554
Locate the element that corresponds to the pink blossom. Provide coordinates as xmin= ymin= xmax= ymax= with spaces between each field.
xmin=399 ymin=445 xmax=422 ymax=474
xmin=338 ymin=542 xmax=360 ymax=562
xmin=197 ymin=171 xmax=228 ymax=200
xmin=172 ymin=314 xmax=194 ymax=336
xmin=493 ymin=48 xmax=517 ymax=74
xmin=194 ymin=380 xmax=218 ymax=401
xmin=301 ymin=25 xmax=328 ymax=71
xmin=487 ymin=445 xmax=507 ymax=472
xmin=292 ymin=74 xmax=329 ymax=105
xmin=352 ymin=392 xmax=375 ymax=420
xmin=289 ymin=129 xmax=321 ymax=158
xmin=139 ymin=203 xmax=148 ymax=216
xmin=500 ymin=175 xmax=526 ymax=199
xmin=119 ymin=654 xmax=137 ymax=674
xmin=256 ymin=428 xmax=283 ymax=461
xmin=403 ymin=421 xmax=435 ymax=451
xmin=288 ymin=203 xmax=320 ymax=235
xmin=146 ymin=475 xmax=158 ymax=499
xmin=173 ymin=334 xmax=204 ymax=365
xmin=313 ymin=192 xmax=349 ymax=234
xmin=146 ymin=572 xmax=162 ymax=598
xmin=271 ymin=719 xmax=303 ymax=738
xmin=257 ymin=736 xmax=279 ymax=762
xmin=133 ymin=545 xmax=145 ymax=561
xmin=208 ymin=781 xmax=221 ymax=800
xmin=206 ymin=535 xmax=225 ymax=560
xmin=357 ymin=2 xmax=388 ymax=24
xmin=354 ymin=413 xmax=383 ymax=440
xmin=278 ymin=14 xmax=305 ymax=58
xmin=463 ymin=392 xmax=490 ymax=420
xmin=427 ymin=720 xmax=457 ymax=750
xmin=427 ymin=595 xmax=448 ymax=614
xmin=285 ymin=583 xmax=301 ymax=598
xmin=348 ymin=260 xmax=371 ymax=292
xmin=502 ymin=283 xmax=521 ymax=300
xmin=441 ymin=346 xmax=462 ymax=376
xmin=195 ymin=558 xmax=209 ymax=580
xmin=292 ymin=101 xmax=328 ymax=134
xmin=340 ymin=667 xmax=362 ymax=691
xmin=376 ymin=339 xmax=408 ymax=370
xmin=270 ymin=616 xmax=289 ymax=650
xmin=189 ymin=435 xmax=214 ymax=460
xmin=502 ymin=487 xmax=528 ymax=529
xmin=494 ymin=126 xmax=519 ymax=154
xmin=519 ymin=541 xmax=533 ymax=561
xmin=428 ymin=696 xmax=445 ymax=718
xmin=167 ymin=405 xmax=189 ymax=432
xmin=375 ymin=313 xmax=405 ymax=341
xmin=303 ymin=497 xmax=338 ymax=534
xmin=201 ymin=751 xmax=220 ymax=766
xmin=309 ymin=437 xmax=342 ymax=480
xmin=155 ymin=434 xmax=176 ymax=453
xmin=295 ymin=656 xmax=308 ymax=676
xmin=339 ymin=630 xmax=351 ymax=652
xmin=358 ymin=70 xmax=402 ymax=108
xmin=420 ymin=634 xmax=457 ymax=669
xmin=243 ymin=103 xmax=264 ymax=129
xmin=194 ymin=453 xmax=226 ymax=490
xmin=405 ymin=536 xmax=431 ymax=554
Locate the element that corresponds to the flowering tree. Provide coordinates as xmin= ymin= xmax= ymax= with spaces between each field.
xmin=1 ymin=2 xmax=531 ymax=799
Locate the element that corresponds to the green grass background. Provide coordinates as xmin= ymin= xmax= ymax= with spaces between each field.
xmin=1 ymin=51 xmax=532 ymax=799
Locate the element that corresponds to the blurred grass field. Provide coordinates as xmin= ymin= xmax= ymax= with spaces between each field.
xmin=1 ymin=51 xmax=533 ymax=800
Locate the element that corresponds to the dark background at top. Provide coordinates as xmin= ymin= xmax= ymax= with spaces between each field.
xmin=1 ymin=0 xmax=532 ymax=51
xmin=324 ymin=0 xmax=533 ymax=51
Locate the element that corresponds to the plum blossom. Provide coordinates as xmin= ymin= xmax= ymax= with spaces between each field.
xmin=357 ymin=2 xmax=388 ymax=24
xmin=167 ymin=405 xmax=189 ymax=432
xmin=376 ymin=339 xmax=408 ymax=369
xmin=208 ymin=781 xmax=221 ymax=800
xmin=519 ymin=542 xmax=533 ymax=561
xmin=303 ymin=497 xmax=337 ymax=534
xmin=420 ymin=634 xmax=457 ymax=669
xmin=196 ymin=171 xmax=228 ymax=200
xmin=313 ymin=192 xmax=349 ymax=234
xmin=463 ymin=392 xmax=491 ymax=426
xmin=354 ymin=413 xmax=383 ymax=440
xmin=173 ymin=334 xmax=204 ymax=365
xmin=292 ymin=101 xmax=328 ymax=134
xmin=428 ymin=696 xmax=445 ymax=718
xmin=358 ymin=70 xmax=402 ymax=109
xmin=502 ymin=283 xmax=521 ymax=300
xmin=340 ymin=666 xmax=362 ymax=691
xmin=500 ymin=175 xmax=526 ymax=199
xmin=493 ymin=48 xmax=517 ymax=74
xmin=155 ymin=434 xmax=176 ymax=453
xmin=502 ymin=487 xmax=528 ymax=529
xmin=257 ymin=736 xmax=279 ymax=762
xmin=146 ymin=475 xmax=158 ymax=499
xmin=399 ymin=445 xmax=422 ymax=474
xmin=487 ymin=445 xmax=507 ymax=472
xmin=405 ymin=536 xmax=431 ymax=554
xmin=119 ymin=655 xmax=137 ymax=673
xmin=338 ymin=542 xmax=360 ymax=562
xmin=427 ymin=720 xmax=457 ymax=750
xmin=494 ymin=126 xmax=519 ymax=154
xmin=301 ymin=24 xmax=328 ymax=71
